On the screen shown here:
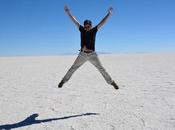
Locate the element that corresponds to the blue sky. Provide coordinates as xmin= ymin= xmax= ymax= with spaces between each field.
xmin=0 ymin=0 xmax=175 ymax=56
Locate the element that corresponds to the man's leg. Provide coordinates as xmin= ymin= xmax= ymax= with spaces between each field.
xmin=58 ymin=53 xmax=87 ymax=88
xmin=88 ymin=53 xmax=119 ymax=89
xmin=88 ymin=53 xmax=113 ymax=84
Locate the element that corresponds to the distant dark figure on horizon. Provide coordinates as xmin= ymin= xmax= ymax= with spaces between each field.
xmin=58 ymin=5 xmax=119 ymax=90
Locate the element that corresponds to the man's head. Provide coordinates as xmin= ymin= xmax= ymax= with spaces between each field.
xmin=84 ymin=20 xmax=92 ymax=31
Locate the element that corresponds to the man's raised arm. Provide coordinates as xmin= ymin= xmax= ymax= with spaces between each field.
xmin=97 ymin=7 xmax=113 ymax=30
xmin=64 ymin=5 xmax=80 ymax=29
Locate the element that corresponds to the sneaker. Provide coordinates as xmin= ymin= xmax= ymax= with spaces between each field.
xmin=58 ymin=80 xmax=64 ymax=88
xmin=111 ymin=81 xmax=119 ymax=89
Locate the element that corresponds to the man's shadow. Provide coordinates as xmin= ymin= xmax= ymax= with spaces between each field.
xmin=0 ymin=113 xmax=99 ymax=130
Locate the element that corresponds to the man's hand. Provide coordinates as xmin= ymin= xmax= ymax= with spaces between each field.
xmin=64 ymin=5 xmax=70 ymax=13
xmin=108 ymin=7 xmax=113 ymax=16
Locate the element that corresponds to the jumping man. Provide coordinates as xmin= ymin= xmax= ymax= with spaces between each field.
xmin=58 ymin=5 xmax=119 ymax=90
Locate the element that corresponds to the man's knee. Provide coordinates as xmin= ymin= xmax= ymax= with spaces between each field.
xmin=96 ymin=65 xmax=105 ymax=71
xmin=71 ymin=64 xmax=81 ymax=70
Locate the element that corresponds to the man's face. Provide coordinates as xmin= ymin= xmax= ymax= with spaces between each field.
xmin=84 ymin=23 xmax=92 ymax=31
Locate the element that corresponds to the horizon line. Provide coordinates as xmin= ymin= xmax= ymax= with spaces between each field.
xmin=0 ymin=51 xmax=175 ymax=58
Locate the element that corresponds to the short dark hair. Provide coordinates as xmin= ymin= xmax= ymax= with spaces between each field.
xmin=84 ymin=20 xmax=92 ymax=26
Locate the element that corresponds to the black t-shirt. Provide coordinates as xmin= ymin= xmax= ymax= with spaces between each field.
xmin=79 ymin=25 xmax=98 ymax=51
